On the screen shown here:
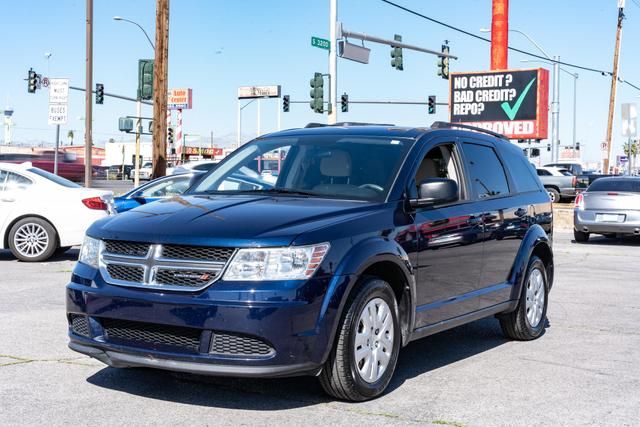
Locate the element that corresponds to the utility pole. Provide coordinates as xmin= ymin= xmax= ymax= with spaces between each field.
xmin=603 ymin=0 xmax=625 ymax=174
xmin=552 ymin=55 xmax=560 ymax=163
xmin=152 ymin=0 xmax=169 ymax=178
xmin=84 ymin=0 xmax=93 ymax=187
xmin=328 ymin=0 xmax=338 ymax=124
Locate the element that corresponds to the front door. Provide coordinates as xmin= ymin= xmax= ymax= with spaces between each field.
xmin=411 ymin=140 xmax=485 ymax=328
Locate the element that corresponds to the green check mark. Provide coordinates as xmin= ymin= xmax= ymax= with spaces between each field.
xmin=500 ymin=77 xmax=536 ymax=120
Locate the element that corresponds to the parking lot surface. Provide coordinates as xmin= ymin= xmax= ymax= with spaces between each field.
xmin=1 ymin=232 xmax=638 ymax=426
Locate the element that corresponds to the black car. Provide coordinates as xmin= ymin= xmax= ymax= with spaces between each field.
xmin=67 ymin=122 xmax=553 ymax=401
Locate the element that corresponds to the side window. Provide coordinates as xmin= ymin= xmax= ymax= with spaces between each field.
xmin=462 ymin=143 xmax=509 ymax=199
xmin=500 ymin=149 xmax=541 ymax=193
xmin=413 ymin=143 xmax=464 ymax=201
xmin=537 ymin=169 xmax=550 ymax=176
xmin=5 ymin=172 xmax=32 ymax=192
xmin=139 ymin=177 xmax=190 ymax=198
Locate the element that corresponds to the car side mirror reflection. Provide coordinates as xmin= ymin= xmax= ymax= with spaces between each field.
xmin=410 ymin=178 xmax=458 ymax=208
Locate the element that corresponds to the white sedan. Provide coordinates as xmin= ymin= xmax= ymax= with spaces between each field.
xmin=0 ymin=162 xmax=113 ymax=262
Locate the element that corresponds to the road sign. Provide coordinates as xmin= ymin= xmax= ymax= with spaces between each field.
xmin=237 ymin=85 xmax=281 ymax=99
xmin=168 ymin=88 xmax=193 ymax=110
xmin=621 ymin=103 xmax=637 ymax=137
xmin=449 ymin=68 xmax=549 ymax=140
xmin=311 ymin=36 xmax=331 ymax=50
xmin=48 ymin=78 xmax=69 ymax=125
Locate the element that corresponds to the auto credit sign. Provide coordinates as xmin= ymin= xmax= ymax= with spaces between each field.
xmin=449 ymin=68 xmax=549 ymax=140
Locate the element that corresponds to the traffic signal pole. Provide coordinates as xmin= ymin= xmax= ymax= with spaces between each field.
xmin=134 ymin=99 xmax=141 ymax=187
xmin=84 ymin=0 xmax=93 ymax=188
xmin=328 ymin=0 xmax=338 ymax=124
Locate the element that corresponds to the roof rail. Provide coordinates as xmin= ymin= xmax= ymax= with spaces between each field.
xmin=304 ymin=122 xmax=395 ymax=128
xmin=430 ymin=121 xmax=509 ymax=141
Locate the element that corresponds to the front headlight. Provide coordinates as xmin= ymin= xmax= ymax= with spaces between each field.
xmin=79 ymin=235 xmax=102 ymax=268
xmin=223 ymin=243 xmax=330 ymax=281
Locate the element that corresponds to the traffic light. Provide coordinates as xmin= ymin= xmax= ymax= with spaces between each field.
xmin=310 ymin=72 xmax=324 ymax=113
xmin=137 ymin=59 xmax=154 ymax=100
xmin=27 ymin=68 xmax=37 ymax=93
xmin=167 ymin=127 xmax=174 ymax=145
xmin=576 ymin=142 xmax=581 ymax=151
xmin=547 ymin=144 xmax=551 ymax=152
xmin=428 ymin=95 xmax=436 ymax=115
xmin=341 ymin=93 xmax=349 ymax=113
xmin=283 ymin=95 xmax=290 ymax=112
xmin=437 ymin=43 xmax=450 ymax=79
xmin=390 ymin=34 xmax=403 ymax=70
xmin=95 ymin=83 xmax=104 ymax=104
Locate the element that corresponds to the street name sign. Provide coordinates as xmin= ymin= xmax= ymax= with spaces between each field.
xmin=311 ymin=36 xmax=331 ymax=50
xmin=237 ymin=85 xmax=281 ymax=99
xmin=168 ymin=88 xmax=193 ymax=110
xmin=48 ymin=78 xmax=69 ymax=125
xmin=449 ymin=68 xmax=549 ymax=140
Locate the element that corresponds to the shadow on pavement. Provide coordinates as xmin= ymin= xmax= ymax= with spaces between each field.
xmin=86 ymin=317 xmax=508 ymax=408
xmin=0 ymin=248 xmax=79 ymax=262
xmin=572 ymin=235 xmax=640 ymax=247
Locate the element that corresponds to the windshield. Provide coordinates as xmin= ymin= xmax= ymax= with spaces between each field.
xmin=189 ymin=135 xmax=412 ymax=202
xmin=27 ymin=167 xmax=80 ymax=188
xmin=588 ymin=178 xmax=640 ymax=193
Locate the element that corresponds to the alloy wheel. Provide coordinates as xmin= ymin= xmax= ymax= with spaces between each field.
xmin=354 ymin=297 xmax=394 ymax=383
xmin=525 ymin=268 xmax=545 ymax=327
xmin=13 ymin=223 xmax=50 ymax=258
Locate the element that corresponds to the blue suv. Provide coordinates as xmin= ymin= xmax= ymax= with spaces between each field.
xmin=67 ymin=122 xmax=553 ymax=401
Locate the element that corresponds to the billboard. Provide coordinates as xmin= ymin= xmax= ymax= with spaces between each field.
xmin=449 ymin=68 xmax=549 ymax=140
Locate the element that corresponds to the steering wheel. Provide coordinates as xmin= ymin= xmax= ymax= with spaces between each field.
xmin=358 ymin=183 xmax=384 ymax=193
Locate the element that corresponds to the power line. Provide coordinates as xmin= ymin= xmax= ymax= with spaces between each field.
xmin=380 ymin=0 xmax=640 ymax=92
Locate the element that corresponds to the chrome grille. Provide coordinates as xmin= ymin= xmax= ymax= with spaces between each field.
xmin=100 ymin=241 xmax=235 ymax=291
xmin=104 ymin=240 xmax=149 ymax=257
xmin=161 ymin=245 xmax=234 ymax=262
xmin=69 ymin=314 xmax=90 ymax=337
xmin=101 ymin=318 xmax=201 ymax=352
xmin=210 ymin=332 xmax=274 ymax=357
xmin=107 ymin=264 xmax=144 ymax=283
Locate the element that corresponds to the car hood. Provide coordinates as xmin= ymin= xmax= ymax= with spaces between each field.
xmin=88 ymin=194 xmax=379 ymax=247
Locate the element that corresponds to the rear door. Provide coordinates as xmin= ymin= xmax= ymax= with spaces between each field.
xmin=459 ymin=139 xmax=521 ymax=309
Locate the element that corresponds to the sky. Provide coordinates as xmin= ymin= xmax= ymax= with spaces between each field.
xmin=1 ymin=0 xmax=640 ymax=166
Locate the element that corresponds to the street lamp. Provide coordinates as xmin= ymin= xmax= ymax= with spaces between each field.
xmin=113 ymin=16 xmax=155 ymax=50
xmin=237 ymin=98 xmax=257 ymax=149
xmin=522 ymin=59 xmax=579 ymax=157
xmin=480 ymin=28 xmax=561 ymax=163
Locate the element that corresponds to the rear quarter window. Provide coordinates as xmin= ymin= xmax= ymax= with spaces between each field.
xmin=588 ymin=179 xmax=640 ymax=193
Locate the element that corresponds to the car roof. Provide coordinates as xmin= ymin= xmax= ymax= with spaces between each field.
xmin=0 ymin=161 xmax=33 ymax=172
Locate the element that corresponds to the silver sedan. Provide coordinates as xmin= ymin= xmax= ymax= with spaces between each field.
xmin=574 ymin=177 xmax=640 ymax=242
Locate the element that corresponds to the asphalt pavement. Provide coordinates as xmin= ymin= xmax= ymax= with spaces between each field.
xmin=0 ymin=232 xmax=639 ymax=426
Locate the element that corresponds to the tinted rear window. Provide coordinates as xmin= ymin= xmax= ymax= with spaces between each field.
xmin=462 ymin=143 xmax=510 ymax=198
xmin=588 ymin=179 xmax=640 ymax=193
xmin=27 ymin=168 xmax=80 ymax=188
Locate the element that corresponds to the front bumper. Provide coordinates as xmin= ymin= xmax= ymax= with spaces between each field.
xmin=67 ymin=262 xmax=353 ymax=377
xmin=574 ymin=209 xmax=640 ymax=235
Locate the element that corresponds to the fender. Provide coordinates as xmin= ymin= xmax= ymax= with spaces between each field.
xmin=507 ymin=223 xmax=553 ymax=303
xmin=315 ymin=236 xmax=417 ymax=364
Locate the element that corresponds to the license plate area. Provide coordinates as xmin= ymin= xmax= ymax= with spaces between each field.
xmin=595 ymin=213 xmax=625 ymax=222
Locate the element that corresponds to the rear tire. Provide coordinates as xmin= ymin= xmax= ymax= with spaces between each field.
xmin=319 ymin=277 xmax=401 ymax=401
xmin=8 ymin=217 xmax=58 ymax=262
xmin=499 ymin=256 xmax=548 ymax=341
xmin=574 ymin=229 xmax=590 ymax=243
xmin=546 ymin=187 xmax=560 ymax=203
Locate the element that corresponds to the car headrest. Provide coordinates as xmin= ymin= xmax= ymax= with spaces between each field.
xmin=320 ymin=150 xmax=351 ymax=177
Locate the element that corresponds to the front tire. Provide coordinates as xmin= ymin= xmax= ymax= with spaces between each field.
xmin=499 ymin=256 xmax=548 ymax=341
xmin=319 ymin=278 xmax=401 ymax=401
xmin=546 ymin=187 xmax=560 ymax=203
xmin=8 ymin=217 xmax=58 ymax=262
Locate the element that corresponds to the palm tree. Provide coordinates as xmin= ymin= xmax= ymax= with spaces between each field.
xmin=67 ymin=130 xmax=74 ymax=146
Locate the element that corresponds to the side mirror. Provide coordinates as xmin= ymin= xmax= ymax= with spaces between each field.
xmin=410 ymin=178 xmax=458 ymax=208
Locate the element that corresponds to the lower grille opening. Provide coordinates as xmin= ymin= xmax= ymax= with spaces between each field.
xmin=210 ymin=332 xmax=274 ymax=357
xmin=100 ymin=318 xmax=201 ymax=353
xmin=69 ymin=314 xmax=90 ymax=337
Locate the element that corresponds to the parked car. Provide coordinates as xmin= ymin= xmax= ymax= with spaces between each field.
xmin=66 ymin=122 xmax=553 ymax=401
xmin=536 ymin=167 xmax=578 ymax=203
xmin=107 ymin=164 xmax=133 ymax=180
xmin=573 ymin=176 xmax=640 ymax=242
xmin=114 ymin=172 xmax=204 ymax=213
xmin=544 ymin=161 xmax=583 ymax=176
xmin=0 ymin=152 xmax=87 ymax=182
xmin=170 ymin=159 xmax=219 ymax=175
xmin=0 ymin=162 xmax=113 ymax=261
